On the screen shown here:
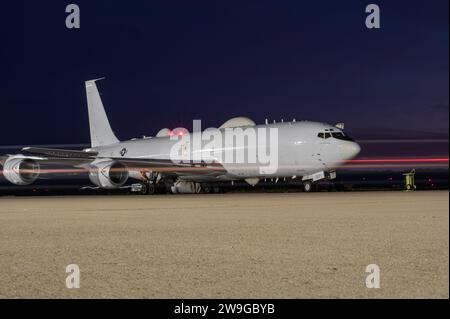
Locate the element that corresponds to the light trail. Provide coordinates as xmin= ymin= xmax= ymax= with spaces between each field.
xmin=342 ymin=157 xmax=449 ymax=163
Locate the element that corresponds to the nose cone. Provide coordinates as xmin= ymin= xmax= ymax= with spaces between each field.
xmin=341 ymin=142 xmax=361 ymax=159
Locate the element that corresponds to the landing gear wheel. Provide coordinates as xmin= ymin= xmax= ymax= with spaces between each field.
xmin=139 ymin=183 xmax=148 ymax=195
xmin=303 ymin=180 xmax=314 ymax=192
xmin=147 ymin=183 xmax=156 ymax=195
xmin=202 ymin=184 xmax=211 ymax=194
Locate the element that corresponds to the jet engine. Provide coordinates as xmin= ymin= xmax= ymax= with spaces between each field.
xmin=170 ymin=181 xmax=201 ymax=194
xmin=88 ymin=160 xmax=129 ymax=189
xmin=2 ymin=156 xmax=40 ymax=185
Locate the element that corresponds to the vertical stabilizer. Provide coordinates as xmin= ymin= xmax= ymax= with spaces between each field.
xmin=85 ymin=79 xmax=119 ymax=147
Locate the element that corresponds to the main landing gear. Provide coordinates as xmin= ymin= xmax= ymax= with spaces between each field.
xmin=130 ymin=171 xmax=160 ymax=195
xmin=131 ymin=182 xmax=155 ymax=195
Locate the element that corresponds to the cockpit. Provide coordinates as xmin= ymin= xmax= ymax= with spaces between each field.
xmin=317 ymin=129 xmax=354 ymax=141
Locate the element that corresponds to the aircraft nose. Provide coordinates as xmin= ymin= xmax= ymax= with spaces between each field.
xmin=341 ymin=142 xmax=361 ymax=159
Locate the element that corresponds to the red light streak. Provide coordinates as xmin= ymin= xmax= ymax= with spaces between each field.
xmin=342 ymin=158 xmax=449 ymax=163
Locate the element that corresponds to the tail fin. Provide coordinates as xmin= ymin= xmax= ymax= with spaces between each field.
xmin=85 ymin=78 xmax=119 ymax=147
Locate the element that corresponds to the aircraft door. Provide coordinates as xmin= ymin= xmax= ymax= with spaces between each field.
xmin=181 ymin=139 xmax=190 ymax=162
xmin=314 ymin=131 xmax=331 ymax=169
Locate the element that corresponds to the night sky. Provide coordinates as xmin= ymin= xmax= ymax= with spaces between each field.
xmin=0 ymin=0 xmax=448 ymax=148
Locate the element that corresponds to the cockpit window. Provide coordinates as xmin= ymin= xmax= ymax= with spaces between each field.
xmin=317 ymin=132 xmax=331 ymax=139
xmin=332 ymin=132 xmax=354 ymax=141
xmin=318 ymin=131 xmax=355 ymax=141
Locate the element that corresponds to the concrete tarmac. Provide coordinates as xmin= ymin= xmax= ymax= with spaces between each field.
xmin=0 ymin=191 xmax=448 ymax=298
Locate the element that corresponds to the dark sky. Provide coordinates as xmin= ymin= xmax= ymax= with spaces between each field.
xmin=0 ymin=0 xmax=448 ymax=146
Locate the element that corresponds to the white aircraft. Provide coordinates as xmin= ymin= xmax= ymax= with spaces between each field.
xmin=0 ymin=79 xmax=360 ymax=194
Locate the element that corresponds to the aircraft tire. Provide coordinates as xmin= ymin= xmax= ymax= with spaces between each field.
xmin=303 ymin=180 xmax=314 ymax=192
xmin=147 ymin=183 xmax=156 ymax=195
xmin=138 ymin=183 xmax=148 ymax=195
xmin=202 ymin=184 xmax=212 ymax=194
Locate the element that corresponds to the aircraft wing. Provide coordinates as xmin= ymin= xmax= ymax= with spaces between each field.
xmin=111 ymin=158 xmax=226 ymax=178
xmin=0 ymin=154 xmax=94 ymax=167
xmin=21 ymin=147 xmax=98 ymax=159
xmin=1 ymin=147 xmax=227 ymax=178
xmin=0 ymin=147 xmax=97 ymax=167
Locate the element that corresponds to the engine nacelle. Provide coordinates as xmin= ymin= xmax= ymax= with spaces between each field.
xmin=170 ymin=181 xmax=201 ymax=194
xmin=88 ymin=160 xmax=129 ymax=189
xmin=2 ymin=156 xmax=40 ymax=185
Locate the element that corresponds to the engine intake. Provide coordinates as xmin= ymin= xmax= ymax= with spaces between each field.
xmin=89 ymin=160 xmax=129 ymax=189
xmin=2 ymin=156 xmax=40 ymax=185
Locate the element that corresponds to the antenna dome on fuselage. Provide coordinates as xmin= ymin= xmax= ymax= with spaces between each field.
xmin=219 ymin=117 xmax=256 ymax=129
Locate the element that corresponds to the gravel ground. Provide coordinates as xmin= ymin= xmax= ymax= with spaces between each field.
xmin=0 ymin=191 xmax=448 ymax=298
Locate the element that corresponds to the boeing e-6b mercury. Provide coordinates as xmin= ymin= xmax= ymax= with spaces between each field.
xmin=0 ymin=79 xmax=360 ymax=194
